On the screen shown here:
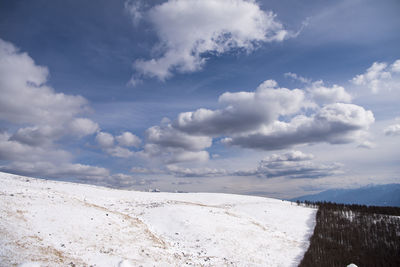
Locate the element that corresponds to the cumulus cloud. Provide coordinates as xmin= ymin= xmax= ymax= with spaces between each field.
xmin=139 ymin=78 xmax=373 ymax=164
xmin=223 ymin=103 xmax=374 ymax=150
xmin=10 ymin=126 xmax=58 ymax=146
xmin=384 ymin=124 xmax=400 ymax=136
xmin=130 ymin=0 xmax=290 ymax=81
xmin=392 ymin=60 xmax=400 ymax=73
xmin=307 ymin=80 xmax=352 ymax=104
xmin=96 ymin=131 xmax=139 ymax=158
xmin=0 ymin=158 xmax=109 ymax=181
xmin=96 ymin=132 xmax=115 ymax=148
xmin=0 ymin=39 xmax=89 ymax=126
xmin=0 ymin=39 xmax=107 ymax=180
xmin=0 ymin=128 xmax=111 ymax=180
xmin=139 ymin=124 xmax=212 ymax=164
xmin=352 ymin=59 xmax=400 ymax=93
xmin=8 ymin=118 xmax=98 ymax=147
xmin=146 ymin=125 xmax=212 ymax=151
xmin=0 ymin=38 xmax=99 ymax=145
xmin=106 ymin=146 xmax=134 ymax=158
xmin=0 ymin=132 xmax=70 ymax=163
xmin=174 ymin=80 xmax=304 ymax=135
xmin=68 ymin=118 xmax=99 ymax=137
xmin=138 ymin=85 xmax=304 ymax=163
xmin=116 ymin=131 xmax=141 ymax=147
xmin=285 ymin=73 xmax=352 ymax=104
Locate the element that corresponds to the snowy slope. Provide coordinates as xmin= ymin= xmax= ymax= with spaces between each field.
xmin=0 ymin=172 xmax=316 ymax=267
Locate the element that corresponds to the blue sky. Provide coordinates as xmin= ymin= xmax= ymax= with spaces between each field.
xmin=0 ymin=0 xmax=399 ymax=198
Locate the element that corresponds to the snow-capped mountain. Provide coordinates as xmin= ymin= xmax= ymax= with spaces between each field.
xmin=0 ymin=172 xmax=316 ymax=266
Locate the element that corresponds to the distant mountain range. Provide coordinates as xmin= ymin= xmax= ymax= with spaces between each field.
xmin=291 ymin=184 xmax=400 ymax=207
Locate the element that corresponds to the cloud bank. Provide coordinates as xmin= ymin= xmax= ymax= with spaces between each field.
xmin=255 ymin=151 xmax=342 ymax=179
xmin=165 ymin=151 xmax=341 ymax=179
xmin=139 ymin=78 xmax=373 ymax=164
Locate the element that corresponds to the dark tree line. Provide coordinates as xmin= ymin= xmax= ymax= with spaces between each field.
xmin=298 ymin=201 xmax=400 ymax=267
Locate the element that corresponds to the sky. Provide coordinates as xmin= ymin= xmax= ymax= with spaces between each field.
xmin=0 ymin=0 xmax=399 ymax=198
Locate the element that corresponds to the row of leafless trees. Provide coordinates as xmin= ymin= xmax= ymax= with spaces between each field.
xmin=298 ymin=201 xmax=400 ymax=267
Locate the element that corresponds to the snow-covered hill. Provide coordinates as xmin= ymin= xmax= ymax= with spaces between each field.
xmin=0 ymin=172 xmax=316 ymax=267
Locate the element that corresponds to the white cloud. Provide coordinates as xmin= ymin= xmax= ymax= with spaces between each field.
xmin=0 ymin=161 xmax=109 ymax=180
xmin=0 ymin=39 xmax=110 ymax=180
xmin=284 ymin=72 xmax=311 ymax=84
xmin=266 ymin=150 xmax=314 ymax=162
xmin=116 ymin=131 xmax=141 ymax=147
xmin=139 ymin=78 xmax=374 ymax=164
xmin=0 ymin=39 xmax=89 ymax=126
xmin=384 ymin=124 xmax=400 ymax=136
xmin=131 ymin=0 xmax=290 ymax=81
xmin=10 ymin=126 xmax=58 ymax=146
xmin=139 ymin=125 xmax=212 ymax=164
xmin=0 ymin=130 xmax=109 ymax=180
xmin=0 ymin=40 xmax=98 ymax=146
xmin=146 ymin=124 xmax=212 ymax=151
xmin=352 ymin=59 xmax=400 ymax=93
xmin=136 ymin=84 xmax=303 ymax=163
xmin=285 ymin=73 xmax=352 ymax=104
xmin=223 ymin=103 xmax=374 ymax=150
xmin=9 ymin=118 xmax=98 ymax=147
xmin=307 ymin=80 xmax=352 ymax=104
xmin=174 ymin=80 xmax=304 ymax=135
xmin=0 ymin=39 xmax=99 ymax=149
xmin=68 ymin=118 xmax=99 ymax=137
xmin=0 ymin=132 xmax=70 ymax=163
xmin=391 ymin=59 xmax=400 ymax=73
xmin=96 ymin=131 xmax=139 ymax=158
xmin=106 ymin=146 xmax=134 ymax=158
xmin=96 ymin=132 xmax=114 ymax=148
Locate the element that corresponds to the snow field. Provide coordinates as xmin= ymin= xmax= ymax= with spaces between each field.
xmin=0 ymin=172 xmax=316 ymax=266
